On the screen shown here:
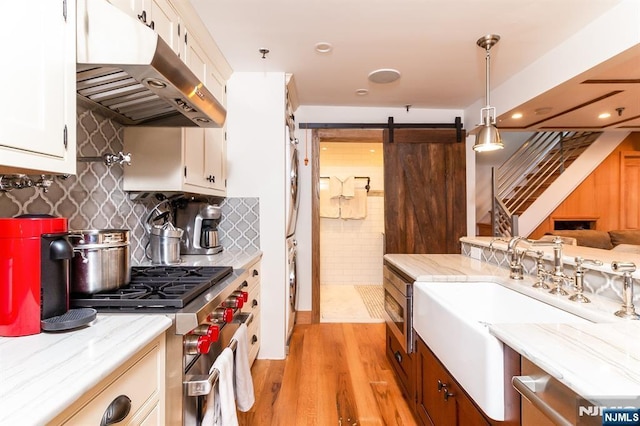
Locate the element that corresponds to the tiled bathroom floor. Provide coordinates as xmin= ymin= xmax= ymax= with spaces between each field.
xmin=320 ymin=284 xmax=384 ymax=323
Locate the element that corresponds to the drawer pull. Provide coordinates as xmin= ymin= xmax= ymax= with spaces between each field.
xmin=252 ymin=299 xmax=258 ymax=308
xmin=242 ymin=280 xmax=248 ymax=288
xmin=252 ymin=269 xmax=259 ymax=277
xmin=251 ymin=334 xmax=258 ymax=344
xmin=100 ymin=394 xmax=131 ymax=426
xmin=394 ymin=350 xmax=402 ymax=364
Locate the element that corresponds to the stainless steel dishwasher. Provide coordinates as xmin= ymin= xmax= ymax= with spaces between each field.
xmin=514 ymin=357 xmax=637 ymax=426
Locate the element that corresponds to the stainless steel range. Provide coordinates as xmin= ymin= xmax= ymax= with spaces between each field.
xmin=70 ymin=265 xmax=252 ymax=425
xmin=71 ymin=266 xmax=233 ymax=311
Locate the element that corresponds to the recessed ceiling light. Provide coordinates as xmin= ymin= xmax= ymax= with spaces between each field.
xmin=369 ymin=149 xmax=376 ymax=153
xmin=322 ymin=147 xmax=327 ymax=151
xmin=368 ymin=68 xmax=401 ymax=84
xmin=355 ymin=89 xmax=369 ymax=96
xmin=534 ymin=107 xmax=553 ymax=115
xmin=511 ymin=113 xmax=523 ymax=119
xmin=598 ymin=112 xmax=611 ymax=119
xmin=315 ymin=42 xmax=333 ymax=53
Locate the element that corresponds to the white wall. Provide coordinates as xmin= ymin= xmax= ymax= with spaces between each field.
xmin=226 ymin=72 xmax=287 ymax=359
xmin=295 ymin=106 xmax=464 ymax=311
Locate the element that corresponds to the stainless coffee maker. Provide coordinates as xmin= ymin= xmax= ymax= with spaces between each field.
xmin=175 ymin=201 xmax=223 ymax=255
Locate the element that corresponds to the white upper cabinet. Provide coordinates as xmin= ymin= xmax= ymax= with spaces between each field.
xmin=0 ymin=0 xmax=76 ymax=175
xmin=123 ymin=127 xmax=226 ymax=197
xmin=144 ymin=0 xmax=180 ymax=54
xmin=107 ymin=0 xmax=180 ymax=54
xmin=182 ymin=30 xmax=208 ymax=83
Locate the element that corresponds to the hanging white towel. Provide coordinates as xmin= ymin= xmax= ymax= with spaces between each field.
xmin=233 ymin=323 xmax=255 ymax=411
xmin=341 ymin=176 xmax=355 ymax=198
xmin=340 ymin=187 xmax=367 ymax=219
xmin=202 ymin=348 xmax=238 ymax=426
xmin=320 ymin=186 xmax=340 ymax=218
xmin=329 ymin=176 xmax=343 ymax=198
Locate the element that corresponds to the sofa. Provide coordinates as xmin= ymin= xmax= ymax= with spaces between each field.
xmin=546 ymin=229 xmax=640 ymax=252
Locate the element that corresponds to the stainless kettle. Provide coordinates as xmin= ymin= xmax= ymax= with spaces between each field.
xmin=146 ymin=223 xmax=183 ymax=265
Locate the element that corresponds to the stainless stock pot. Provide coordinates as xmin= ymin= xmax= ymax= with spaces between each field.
xmin=69 ymin=229 xmax=130 ymax=294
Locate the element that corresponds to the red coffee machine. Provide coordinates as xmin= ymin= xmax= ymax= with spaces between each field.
xmin=0 ymin=215 xmax=87 ymax=336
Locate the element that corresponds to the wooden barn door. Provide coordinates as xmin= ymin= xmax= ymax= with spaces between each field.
xmin=383 ymin=128 xmax=466 ymax=254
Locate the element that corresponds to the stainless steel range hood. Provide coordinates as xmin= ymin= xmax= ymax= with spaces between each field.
xmin=76 ymin=0 xmax=226 ymax=127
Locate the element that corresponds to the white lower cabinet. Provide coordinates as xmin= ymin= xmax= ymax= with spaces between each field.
xmin=123 ymin=127 xmax=226 ymax=196
xmin=242 ymin=260 xmax=261 ymax=365
xmin=52 ymin=335 xmax=166 ymax=425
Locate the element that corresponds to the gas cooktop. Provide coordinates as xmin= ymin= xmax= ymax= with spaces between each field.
xmin=70 ymin=266 xmax=233 ymax=312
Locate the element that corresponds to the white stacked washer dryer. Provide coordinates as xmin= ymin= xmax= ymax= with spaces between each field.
xmin=285 ymin=104 xmax=299 ymax=348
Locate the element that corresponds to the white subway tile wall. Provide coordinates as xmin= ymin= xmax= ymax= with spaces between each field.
xmin=320 ymin=196 xmax=384 ymax=285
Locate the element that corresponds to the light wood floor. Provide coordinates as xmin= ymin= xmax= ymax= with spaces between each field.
xmin=238 ymin=323 xmax=417 ymax=425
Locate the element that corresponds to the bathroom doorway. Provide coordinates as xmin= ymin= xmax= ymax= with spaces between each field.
xmin=311 ymin=129 xmax=385 ymax=323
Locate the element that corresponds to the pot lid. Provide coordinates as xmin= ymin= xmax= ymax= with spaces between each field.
xmin=150 ymin=223 xmax=183 ymax=238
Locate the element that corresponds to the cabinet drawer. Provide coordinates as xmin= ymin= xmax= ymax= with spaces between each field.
xmin=244 ymin=288 xmax=260 ymax=316
xmin=386 ymin=324 xmax=412 ymax=398
xmin=245 ymin=263 xmax=260 ymax=294
xmin=248 ymin=314 xmax=260 ymax=365
xmin=60 ymin=339 xmax=163 ymax=425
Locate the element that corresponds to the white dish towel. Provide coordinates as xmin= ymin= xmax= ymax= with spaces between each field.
xmin=340 ymin=187 xmax=367 ymax=219
xmin=341 ymin=176 xmax=355 ymax=198
xmin=329 ymin=176 xmax=343 ymax=198
xmin=233 ymin=323 xmax=255 ymax=411
xmin=202 ymin=347 xmax=238 ymax=426
xmin=320 ymin=186 xmax=340 ymax=218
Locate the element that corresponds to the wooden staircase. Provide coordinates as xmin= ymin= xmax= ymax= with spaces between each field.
xmin=490 ymin=131 xmax=601 ymax=237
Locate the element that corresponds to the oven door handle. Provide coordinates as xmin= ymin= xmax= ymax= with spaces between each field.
xmin=184 ymin=312 xmax=254 ymax=397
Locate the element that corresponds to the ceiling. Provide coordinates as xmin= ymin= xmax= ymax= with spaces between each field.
xmin=190 ymin=0 xmax=639 ymax=131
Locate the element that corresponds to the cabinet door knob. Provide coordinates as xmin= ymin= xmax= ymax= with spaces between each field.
xmin=100 ymin=395 xmax=131 ymax=426
xmin=137 ymin=10 xmax=147 ymax=23
xmin=437 ymin=380 xmax=445 ymax=391
xmin=443 ymin=390 xmax=454 ymax=401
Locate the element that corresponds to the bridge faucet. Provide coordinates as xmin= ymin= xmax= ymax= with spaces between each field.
xmin=530 ymin=237 xmax=571 ymax=295
xmin=611 ymin=261 xmax=639 ymax=320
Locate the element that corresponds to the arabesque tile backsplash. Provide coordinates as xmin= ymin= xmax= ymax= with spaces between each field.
xmin=0 ymin=105 xmax=259 ymax=262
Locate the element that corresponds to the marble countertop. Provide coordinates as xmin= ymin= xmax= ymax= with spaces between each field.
xmin=384 ymin=252 xmax=640 ymax=401
xmin=0 ymin=314 xmax=172 ymax=425
xmin=490 ymin=322 xmax=640 ymax=402
xmin=137 ymin=248 xmax=262 ymax=270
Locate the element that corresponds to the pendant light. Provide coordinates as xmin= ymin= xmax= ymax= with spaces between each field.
xmin=473 ymin=34 xmax=504 ymax=152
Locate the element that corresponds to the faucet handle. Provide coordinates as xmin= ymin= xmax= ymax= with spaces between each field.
xmin=612 ymin=260 xmax=636 ymax=274
xmin=525 ymin=249 xmax=544 ymax=258
xmin=574 ymin=256 xmax=603 ymax=271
